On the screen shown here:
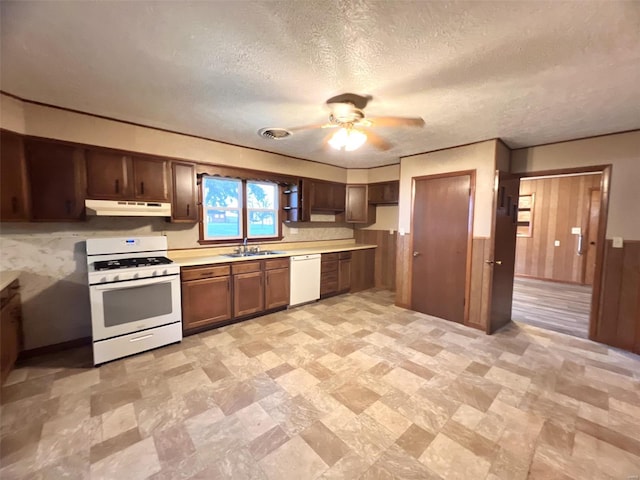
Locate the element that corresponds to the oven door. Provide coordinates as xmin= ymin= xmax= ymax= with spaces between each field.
xmin=89 ymin=274 xmax=181 ymax=341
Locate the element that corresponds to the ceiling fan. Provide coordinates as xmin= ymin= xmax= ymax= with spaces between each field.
xmin=287 ymin=93 xmax=425 ymax=152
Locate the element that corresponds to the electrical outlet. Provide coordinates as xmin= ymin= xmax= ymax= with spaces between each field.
xmin=613 ymin=237 xmax=623 ymax=248
xmin=571 ymin=227 xmax=581 ymax=235
xmin=554 ymin=240 xmax=560 ymax=247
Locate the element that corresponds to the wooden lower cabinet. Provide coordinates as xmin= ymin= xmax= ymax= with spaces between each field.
xmin=1 ymin=280 xmax=23 ymax=385
xmin=320 ymin=253 xmax=339 ymax=298
xmin=233 ymin=271 xmax=264 ymax=318
xmin=338 ymin=252 xmax=352 ymax=293
xmin=181 ymin=266 xmax=231 ymax=332
xmin=265 ymin=263 xmax=290 ymax=310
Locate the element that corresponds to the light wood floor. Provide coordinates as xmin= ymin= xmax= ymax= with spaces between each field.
xmin=511 ymin=276 xmax=592 ymax=338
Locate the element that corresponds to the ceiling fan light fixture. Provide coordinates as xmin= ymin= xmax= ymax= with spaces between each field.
xmin=329 ymin=127 xmax=367 ymax=151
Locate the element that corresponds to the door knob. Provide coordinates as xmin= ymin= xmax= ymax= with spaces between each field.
xmin=412 ymin=251 xmax=421 ymax=257
xmin=485 ymin=260 xmax=503 ymax=265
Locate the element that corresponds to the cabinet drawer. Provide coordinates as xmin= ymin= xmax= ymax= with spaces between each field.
xmin=181 ymin=265 xmax=230 ymax=281
xmin=339 ymin=251 xmax=352 ymax=260
xmin=321 ymin=260 xmax=338 ymax=273
xmin=321 ymin=271 xmax=338 ymax=283
xmin=264 ymin=258 xmax=289 ymax=270
xmin=232 ymin=261 xmax=262 ymax=275
xmin=322 ymin=253 xmax=339 ymax=262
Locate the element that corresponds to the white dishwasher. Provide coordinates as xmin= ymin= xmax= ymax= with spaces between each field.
xmin=289 ymin=254 xmax=321 ymax=307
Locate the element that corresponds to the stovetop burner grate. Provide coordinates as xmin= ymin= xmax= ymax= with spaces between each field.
xmin=94 ymin=256 xmax=173 ymax=271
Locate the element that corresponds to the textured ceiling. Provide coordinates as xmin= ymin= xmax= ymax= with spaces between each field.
xmin=1 ymin=1 xmax=639 ymax=168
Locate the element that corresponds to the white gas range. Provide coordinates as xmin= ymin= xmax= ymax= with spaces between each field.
xmin=86 ymin=236 xmax=182 ymax=365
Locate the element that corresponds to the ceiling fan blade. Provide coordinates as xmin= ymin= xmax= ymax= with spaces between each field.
xmin=368 ymin=116 xmax=425 ymax=128
xmin=365 ymin=130 xmax=392 ymax=151
xmin=288 ymin=123 xmax=336 ymax=132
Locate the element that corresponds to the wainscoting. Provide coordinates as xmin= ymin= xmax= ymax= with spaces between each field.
xmin=355 ymin=229 xmax=397 ymax=291
xmin=512 ymin=277 xmax=591 ymax=338
xmin=595 ymin=240 xmax=640 ymax=354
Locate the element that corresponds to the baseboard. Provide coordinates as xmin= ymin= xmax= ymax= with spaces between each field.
xmin=19 ymin=336 xmax=92 ymax=360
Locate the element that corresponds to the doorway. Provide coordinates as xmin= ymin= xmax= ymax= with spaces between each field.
xmin=511 ymin=171 xmax=603 ymax=338
xmin=410 ymin=171 xmax=474 ymax=324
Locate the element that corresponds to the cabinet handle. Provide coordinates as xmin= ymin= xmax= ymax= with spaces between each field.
xmin=227 ymin=279 xmax=230 ymax=291
xmin=11 ymin=197 xmax=18 ymax=214
xmin=186 ymin=204 xmax=190 ymax=216
xmin=140 ymin=181 xmax=145 ymax=195
xmin=115 ymin=179 xmax=120 ymax=194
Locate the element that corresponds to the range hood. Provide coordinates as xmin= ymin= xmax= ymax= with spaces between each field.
xmin=85 ymin=199 xmax=171 ymax=217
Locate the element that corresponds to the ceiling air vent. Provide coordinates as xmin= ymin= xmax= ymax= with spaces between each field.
xmin=258 ymin=128 xmax=291 ymax=140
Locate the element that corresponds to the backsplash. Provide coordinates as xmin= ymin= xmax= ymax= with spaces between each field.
xmin=0 ymin=218 xmax=354 ymax=350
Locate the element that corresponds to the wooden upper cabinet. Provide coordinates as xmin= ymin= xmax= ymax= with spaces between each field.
xmin=368 ymin=181 xmax=399 ymax=205
xmin=310 ymin=180 xmax=346 ymax=212
xmin=25 ymin=139 xmax=86 ymax=221
xmin=0 ymin=131 xmax=30 ymax=221
xmin=86 ymin=150 xmax=132 ymax=199
xmin=132 ymin=156 xmax=169 ymax=202
xmin=346 ymin=184 xmax=375 ymax=224
xmin=171 ymin=162 xmax=197 ymax=222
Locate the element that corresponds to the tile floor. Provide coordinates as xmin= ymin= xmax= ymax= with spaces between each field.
xmin=1 ymin=290 xmax=639 ymax=479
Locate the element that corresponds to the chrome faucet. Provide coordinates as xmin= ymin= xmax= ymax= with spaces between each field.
xmin=243 ymin=237 xmax=248 ymax=253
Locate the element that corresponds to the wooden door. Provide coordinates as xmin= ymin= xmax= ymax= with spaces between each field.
xmin=411 ymin=173 xmax=472 ymax=323
xmin=25 ymin=140 xmax=86 ymax=221
xmin=233 ymin=271 xmax=264 ymax=317
xmin=181 ymin=276 xmax=231 ymax=331
xmin=487 ymin=172 xmax=520 ymax=334
xmin=0 ymin=290 xmax=22 ymax=384
xmin=0 ymin=131 xmax=29 ymax=221
xmin=171 ymin=162 xmax=197 ymax=222
xmin=265 ymin=268 xmax=290 ymax=309
xmin=132 ymin=157 xmax=169 ymax=201
xmin=86 ymin=150 xmax=132 ymax=199
xmin=584 ymin=189 xmax=601 ymax=286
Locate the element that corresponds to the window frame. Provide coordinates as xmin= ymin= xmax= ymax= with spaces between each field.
xmin=198 ymin=175 xmax=283 ymax=245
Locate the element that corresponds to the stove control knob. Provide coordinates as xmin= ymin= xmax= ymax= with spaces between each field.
xmin=101 ymin=277 xmax=107 ymax=283
xmin=113 ymin=275 xmax=119 ymax=282
xmin=152 ymin=271 xmax=157 ymax=276
xmin=163 ymin=269 xmax=168 ymax=275
xmin=133 ymin=273 xmax=139 ymax=279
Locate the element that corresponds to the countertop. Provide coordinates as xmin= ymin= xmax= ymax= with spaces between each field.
xmin=170 ymin=243 xmax=377 ymax=268
xmin=0 ymin=271 xmax=20 ymax=292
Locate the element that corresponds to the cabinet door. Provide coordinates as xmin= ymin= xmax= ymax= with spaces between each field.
xmin=233 ymin=271 xmax=264 ymax=318
xmin=25 ymin=140 xmax=86 ymax=221
xmin=346 ymin=185 xmax=375 ymax=223
xmin=265 ymin=267 xmax=289 ymax=310
xmin=0 ymin=131 xmax=29 ymax=221
xmin=368 ymin=181 xmax=399 ymax=205
xmin=171 ymin=162 xmax=197 ymax=222
xmin=331 ymin=183 xmax=346 ymax=211
xmin=181 ymin=276 xmax=231 ymax=332
xmin=132 ymin=157 xmax=169 ymax=201
xmin=1 ymin=292 xmax=21 ymax=385
xmin=338 ymin=257 xmax=352 ymax=293
xmin=86 ymin=150 xmax=132 ymax=199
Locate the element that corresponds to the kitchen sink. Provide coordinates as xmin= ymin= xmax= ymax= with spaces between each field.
xmin=223 ymin=251 xmax=284 ymax=258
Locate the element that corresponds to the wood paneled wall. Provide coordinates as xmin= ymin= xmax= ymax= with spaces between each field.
xmin=354 ymin=229 xmax=396 ymax=290
xmin=595 ymin=240 xmax=640 ymax=354
xmin=515 ymin=174 xmax=601 ymax=283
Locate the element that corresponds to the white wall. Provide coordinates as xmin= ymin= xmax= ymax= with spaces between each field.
xmin=399 ymin=140 xmax=498 ymax=237
xmin=511 ymin=131 xmax=640 ymax=239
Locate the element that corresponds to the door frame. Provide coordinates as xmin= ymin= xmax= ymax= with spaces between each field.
xmin=514 ymin=164 xmax=611 ymax=341
xmin=409 ymin=170 xmax=476 ymax=324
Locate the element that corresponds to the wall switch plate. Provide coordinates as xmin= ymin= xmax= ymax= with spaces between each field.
xmin=399 ymin=228 xmax=405 ymax=236
xmin=389 ymin=229 xmax=395 ymax=235
xmin=554 ymin=240 xmax=561 ymax=247
xmin=571 ymin=227 xmax=581 ymax=235
xmin=613 ymin=237 xmax=623 ymax=248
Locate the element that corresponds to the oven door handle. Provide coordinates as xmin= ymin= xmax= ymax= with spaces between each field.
xmin=92 ymin=274 xmax=178 ymax=291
